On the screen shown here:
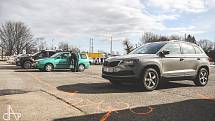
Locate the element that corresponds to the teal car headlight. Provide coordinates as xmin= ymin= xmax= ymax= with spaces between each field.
xmin=35 ymin=60 xmax=40 ymax=64
xmin=121 ymin=59 xmax=139 ymax=65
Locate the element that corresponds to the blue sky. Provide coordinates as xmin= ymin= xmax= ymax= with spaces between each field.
xmin=0 ymin=0 xmax=215 ymax=54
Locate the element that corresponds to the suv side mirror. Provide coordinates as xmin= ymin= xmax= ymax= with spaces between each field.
xmin=159 ymin=50 xmax=170 ymax=57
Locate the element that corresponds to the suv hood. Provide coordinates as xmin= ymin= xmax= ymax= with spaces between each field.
xmin=18 ymin=54 xmax=32 ymax=58
xmin=107 ymin=54 xmax=157 ymax=61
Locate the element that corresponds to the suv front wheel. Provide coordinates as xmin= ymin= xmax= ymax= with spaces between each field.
xmin=142 ymin=68 xmax=159 ymax=91
xmin=194 ymin=68 xmax=209 ymax=86
xmin=23 ymin=61 xmax=32 ymax=69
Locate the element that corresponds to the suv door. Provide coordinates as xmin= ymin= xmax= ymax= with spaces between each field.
xmin=161 ymin=43 xmax=184 ymax=77
xmin=55 ymin=53 xmax=70 ymax=69
xmin=180 ymin=43 xmax=199 ymax=77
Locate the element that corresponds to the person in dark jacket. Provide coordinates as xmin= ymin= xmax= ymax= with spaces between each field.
xmin=71 ymin=52 xmax=79 ymax=72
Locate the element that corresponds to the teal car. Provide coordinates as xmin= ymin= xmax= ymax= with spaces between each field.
xmin=34 ymin=52 xmax=90 ymax=72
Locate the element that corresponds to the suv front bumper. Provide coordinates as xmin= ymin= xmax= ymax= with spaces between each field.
xmin=102 ymin=66 xmax=140 ymax=81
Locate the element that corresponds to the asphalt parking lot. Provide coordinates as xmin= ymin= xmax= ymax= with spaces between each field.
xmin=0 ymin=61 xmax=214 ymax=121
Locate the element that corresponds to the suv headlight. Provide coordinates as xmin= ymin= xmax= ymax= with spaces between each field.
xmin=121 ymin=59 xmax=139 ymax=65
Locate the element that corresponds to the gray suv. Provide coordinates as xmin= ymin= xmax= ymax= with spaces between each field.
xmin=102 ymin=40 xmax=210 ymax=91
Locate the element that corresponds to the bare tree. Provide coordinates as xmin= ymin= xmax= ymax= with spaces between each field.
xmin=69 ymin=45 xmax=80 ymax=52
xmin=159 ymin=36 xmax=169 ymax=41
xmin=34 ymin=37 xmax=47 ymax=51
xmin=198 ymin=39 xmax=213 ymax=52
xmin=169 ymin=35 xmax=182 ymax=40
xmin=0 ymin=21 xmax=33 ymax=55
xmin=141 ymin=32 xmax=156 ymax=43
xmin=141 ymin=32 xmax=168 ymax=43
xmin=58 ymin=42 xmax=69 ymax=51
xmin=38 ymin=41 xmax=46 ymax=50
xmin=123 ymin=38 xmax=134 ymax=54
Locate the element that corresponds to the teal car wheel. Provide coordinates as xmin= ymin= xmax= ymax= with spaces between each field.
xmin=44 ymin=64 xmax=53 ymax=72
xmin=78 ymin=64 xmax=85 ymax=72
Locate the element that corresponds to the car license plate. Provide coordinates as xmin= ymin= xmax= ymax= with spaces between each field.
xmin=104 ymin=67 xmax=114 ymax=72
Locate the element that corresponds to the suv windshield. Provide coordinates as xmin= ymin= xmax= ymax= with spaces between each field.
xmin=130 ymin=42 xmax=166 ymax=54
xmin=32 ymin=51 xmax=40 ymax=56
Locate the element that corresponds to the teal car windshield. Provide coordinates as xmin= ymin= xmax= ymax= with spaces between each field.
xmin=80 ymin=54 xmax=87 ymax=59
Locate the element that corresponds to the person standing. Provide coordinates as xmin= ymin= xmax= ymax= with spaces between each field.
xmin=71 ymin=52 xmax=79 ymax=72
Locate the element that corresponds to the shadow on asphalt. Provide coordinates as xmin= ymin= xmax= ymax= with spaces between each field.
xmin=0 ymin=65 xmax=20 ymax=70
xmin=14 ymin=69 xmax=75 ymax=72
xmin=57 ymin=81 xmax=194 ymax=94
xmin=53 ymin=99 xmax=215 ymax=121
xmin=0 ymin=89 xmax=31 ymax=96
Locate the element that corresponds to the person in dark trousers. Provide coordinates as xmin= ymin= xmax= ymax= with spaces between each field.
xmin=71 ymin=52 xmax=79 ymax=72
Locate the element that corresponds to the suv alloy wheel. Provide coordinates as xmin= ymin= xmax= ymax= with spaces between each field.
xmin=194 ymin=68 xmax=209 ymax=86
xmin=142 ymin=68 xmax=159 ymax=91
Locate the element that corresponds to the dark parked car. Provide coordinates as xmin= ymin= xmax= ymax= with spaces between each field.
xmin=16 ymin=50 xmax=59 ymax=69
xmin=102 ymin=40 xmax=210 ymax=91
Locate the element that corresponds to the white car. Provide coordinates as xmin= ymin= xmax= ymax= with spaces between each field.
xmin=7 ymin=55 xmax=17 ymax=64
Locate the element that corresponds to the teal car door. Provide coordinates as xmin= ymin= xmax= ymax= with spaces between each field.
xmin=55 ymin=53 xmax=70 ymax=69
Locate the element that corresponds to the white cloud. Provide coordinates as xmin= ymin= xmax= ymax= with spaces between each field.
xmin=146 ymin=0 xmax=207 ymax=13
xmin=0 ymin=0 xmax=214 ymax=43
xmin=0 ymin=0 xmax=180 ymax=40
xmin=167 ymin=26 xmax=206 ymax=35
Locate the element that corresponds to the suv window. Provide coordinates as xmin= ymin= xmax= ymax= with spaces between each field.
xmin=193 ymin=45 xmax=203 ymax=54
xmin=181 ymin=43 xmax=195 ymax=54
xmin=163 ymin=43 xmax=181 ymax=54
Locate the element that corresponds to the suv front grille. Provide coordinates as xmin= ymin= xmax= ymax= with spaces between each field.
xmin=103 ymin=61 xmax=120 ymax=67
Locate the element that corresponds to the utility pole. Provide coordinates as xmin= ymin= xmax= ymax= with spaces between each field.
xmin=89 ymin=38 xmax=94 ymax=53
xmin=89 ymin=39 xmax=91 ymax=53
xmin=110 ymin=36 xmax=112 ymax=55
xmin=92 ymin=38 xmax=94 ymax=53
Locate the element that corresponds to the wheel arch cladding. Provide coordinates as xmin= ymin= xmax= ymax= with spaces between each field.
xmin=141 ymin=65 xmax=161 ymax=78
xmin=198 ymin=65 xmax=209 ymax=75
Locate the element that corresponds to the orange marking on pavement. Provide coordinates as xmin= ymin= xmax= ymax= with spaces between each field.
xmin=197 ymin=94 xmax=215 ymax=102
xmin=130 ymin=106 xmax=154 ymax=116
xmin=27 ymin=72 xmax=156 ymax=118
xmin=100 ymin=107 xmax=113 ymax=121
xmin=97 ymin=101 xmax=130 ymax=112
xmin=69 ymin=91 xmax=78 ymax=96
